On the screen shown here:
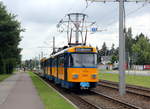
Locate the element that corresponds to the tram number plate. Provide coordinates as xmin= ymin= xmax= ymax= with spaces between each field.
xmin=83 ymin=74 xmax=88 ymax=77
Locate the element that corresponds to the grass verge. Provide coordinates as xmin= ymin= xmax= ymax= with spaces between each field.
xmin=0 ymin=74 xmax=12 ymax=82
xmin=28 ymin=72 xmax=76 ymax=109
xmin=99 ymin=72 xmax=150 ymax=88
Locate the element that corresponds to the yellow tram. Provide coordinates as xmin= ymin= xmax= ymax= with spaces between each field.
xmin=41 ymin=45 xmax=98 ymax=89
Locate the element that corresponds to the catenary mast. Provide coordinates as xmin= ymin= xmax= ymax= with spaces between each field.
xmin=86 ymin=0 xmax=150 ymax=95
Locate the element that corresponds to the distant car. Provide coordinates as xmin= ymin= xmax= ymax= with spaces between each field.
xmin=112 ymin=67 xmax=118 ymax=70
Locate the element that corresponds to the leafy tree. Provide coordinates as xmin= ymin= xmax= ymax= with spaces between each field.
xmin=96 ymin=46 xmax=101 ymax=63
xmin=97 ymin=28 xmax=150 ymax=65
xmin=0 ymin=53 xmax=5 ymax=74
xmin=132 ymin=33 xmax=150 ymax=65
xmin=99 ymin=42 xmax=108 ymax=56
xmin=97 ymin=50 xmax=101 ymax=63
xmin=125 ymin=28 xmax=135 ymax=68
xmin=125 ymin=28 xmax=134 ymax=57
xmin=0 ymin=2 xmax=23 ymax=74
xmin=111 ymin=55 xmax=117 ymax=64
xmin=97 ymin=43 xmax=119 ymax=64
xmin=110 ymin=43 xmax=115 ymax=55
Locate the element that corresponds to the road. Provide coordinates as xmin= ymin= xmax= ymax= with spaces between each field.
xmin=101 ymin=70 xmax=150 ymax=76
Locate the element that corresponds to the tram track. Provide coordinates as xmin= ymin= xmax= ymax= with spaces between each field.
xmin=99 ymin=80 xmax=150 ymax=98
xmin=89 ymin=89 xmax=142 ymax=109
xmin=96 ymin=80 xmax=150 ymax=109
xmin=43 ymin=78 xmax=100 ymax=109
xmin=39 ymin=75 xmax=143 ymax=109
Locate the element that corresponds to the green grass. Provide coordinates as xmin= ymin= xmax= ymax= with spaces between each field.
xmin=28 ymin=72 xmax=76 ymax=109
xmin=0 ymin=74 xmax=12 ymax=82
xmin=99 ymin=72 xmax=150 ymax=88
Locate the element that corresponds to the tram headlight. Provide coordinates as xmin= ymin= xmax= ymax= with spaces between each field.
xmin=92 ymin=74 xmax=97 ymax=79
xmin=73 ymin=74 xmax=78 ymax=79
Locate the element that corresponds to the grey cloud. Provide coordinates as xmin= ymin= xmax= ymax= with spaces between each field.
xmin=1 ymin=0 xmax=150 ymax=60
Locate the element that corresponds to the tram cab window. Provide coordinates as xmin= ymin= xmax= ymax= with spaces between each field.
xmin=69 ymin=53 xmax=97 ymax=67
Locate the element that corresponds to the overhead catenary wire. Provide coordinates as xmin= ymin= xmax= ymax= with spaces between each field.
xmin=81 ymin=0 xmax=94 ymax=12
xmin=105 ymin=2 xmax=148 ymax=29
xmin=44 ymin=0 xmax=149 ymax=55
xmin=126 ymin=2 xmax=148 ymax=16
xmin=43 ymin=1 xmax=79 ymax=47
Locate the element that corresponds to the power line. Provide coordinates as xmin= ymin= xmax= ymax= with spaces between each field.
xmin=105 ymin=2 xmax=148 ymax=28
xmin=81 ymin=0 xmax=94 ymax=12
xmin=126 ymin=2 xmax=148 ymax=16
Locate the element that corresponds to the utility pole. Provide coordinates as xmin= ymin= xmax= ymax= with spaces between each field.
xmin=75 ymin=14 xmax=79 ymax=44
xmin=34 ymin=57 xmax=37 ymax=69
xmin=39 ymin=54 xmax=41 ymax=70
xmin=41 ymin=51 xmax=43 ymax=58
xmin=119 ymin=0 xmax=126 ymax=96
xmin=86 ymin=0 xmax=150 ymax=96
xmin=53 ymin=36 xmax=55 ymax=53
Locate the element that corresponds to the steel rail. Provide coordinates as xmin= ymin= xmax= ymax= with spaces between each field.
xmin=91 ymin=90 xmax=142 ymax=109
xmin=99 ymin=80 xmax=150 ymax=98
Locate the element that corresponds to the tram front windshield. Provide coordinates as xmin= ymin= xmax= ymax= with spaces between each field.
xmin=69 ymin=53 xmax=97 ymax=67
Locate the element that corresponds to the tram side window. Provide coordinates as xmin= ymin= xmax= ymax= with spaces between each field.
xmin=49 ymin=59 xmax=52 ymax=67
xmin=58 ymin=56 xmax=60 ymax=67
xmin=47 ymin=60 xmax=49 ymax=67
xmin=48 ymin=59 xmax=51 ymax=66
xmin=69 ymin=54 xmax=74 ymax=67
xmin=58 ymin=55 xmax=64 ymax=67
xmin=52 ymin=59 xmax=54 ymax=67
xmin=46 ymin=60 xmax=48 ymax=67
xmin=52 ymin=59 xmax=55 ymax=67
xmin=44 ymin=61 xmax=46 ymax=67
xmin=64 ymin=54 xmax=68 ymax=67
xmin=46 ymin=61 xmax=48 ymax=67
xmin=53 ymin=58 xmax=57 ymax=67
xmin=45 ymin=61 xmax=47 ymax=67
xmin=42 ymin=62 xmax=43 ymax=68
xmin=40 ymin=62 xmax=42 ymax=68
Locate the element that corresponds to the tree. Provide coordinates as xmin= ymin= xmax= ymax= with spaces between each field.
xmin=0 ymin=2 xmax=23 ymax=74
xmin=125 ymin=28 xmax=134 ymax=57
xmin=99 ymin=42 xmax=108 ymax=56
xmin=111 ymin=55 xmax=117 ymax=64
xmin=132 ymin=33 xmax=150 ymax=65
xmin=110 ymin=43 xmax=115 ymax=55
xmin=0 ymin=53 xmax=5 ymax=74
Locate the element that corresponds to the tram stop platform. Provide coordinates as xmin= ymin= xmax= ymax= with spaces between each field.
xmin=0 ymin=72 xmax=44 ymax=109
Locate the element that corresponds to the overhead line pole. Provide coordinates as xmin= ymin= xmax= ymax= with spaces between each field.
xmin=53 ymin=36 xmax=55 ymax=53
xmin=86 ymin=0 xmax=150 ymax=96
xmin=76 ymin=14 xmax=79 ymax=44
xmin=119 ymin=0 xmax=125 ymax=96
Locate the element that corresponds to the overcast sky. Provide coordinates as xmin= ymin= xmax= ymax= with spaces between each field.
xmin=1 ymin=0 xmax=150 ymax=60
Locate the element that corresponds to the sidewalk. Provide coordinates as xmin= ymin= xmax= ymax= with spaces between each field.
xmin=0 ymin=72 xmax=44 ymax=109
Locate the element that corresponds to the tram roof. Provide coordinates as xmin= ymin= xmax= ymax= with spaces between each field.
xmin=50 ymin=45 xmax=97 ymax=58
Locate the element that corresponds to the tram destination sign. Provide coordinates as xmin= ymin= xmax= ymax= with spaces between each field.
xmin=75 ymin=48 xmax=93 ymax=52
